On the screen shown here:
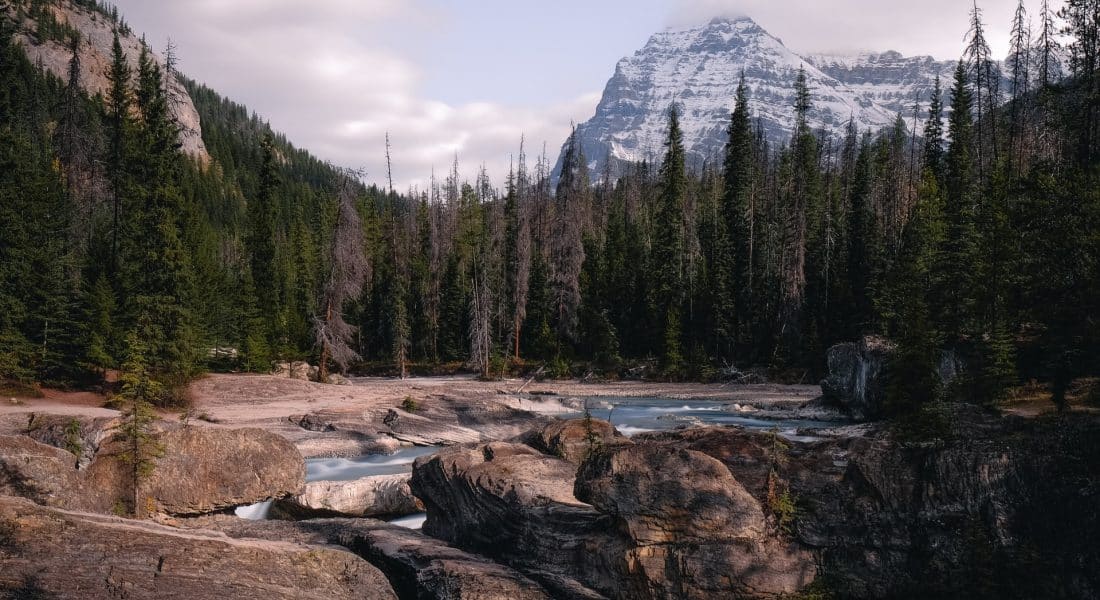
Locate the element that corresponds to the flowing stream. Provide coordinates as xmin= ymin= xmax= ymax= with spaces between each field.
xmin=235 ymin=446 xmax=440 ymax=526
xmin=237 ymin=396 xmax=835 ymax=523
xmin=564 ymin=396 xmax=836 ymax=441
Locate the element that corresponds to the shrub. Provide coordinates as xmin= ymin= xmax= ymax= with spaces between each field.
xmin=401 ymin=396 xmax=419 ymax=413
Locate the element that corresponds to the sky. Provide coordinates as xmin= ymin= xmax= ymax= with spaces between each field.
xmin=110 ymin=0 xmax=1062 ymax=191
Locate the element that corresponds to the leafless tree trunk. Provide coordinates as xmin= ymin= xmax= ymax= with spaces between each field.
xmin=313 ymin=174 xmax=369 ymax=382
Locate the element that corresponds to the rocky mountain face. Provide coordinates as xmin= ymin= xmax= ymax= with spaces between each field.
xmin=3 ymin=0 xmax=209 ymax=161
xmin=564 ymin=17 xmax=955 ymax=177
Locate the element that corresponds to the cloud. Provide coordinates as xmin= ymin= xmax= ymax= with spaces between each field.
xmin=666 ymin=0 xmax=1066 ymax=60
xmin=112 ymin=0 xmax=593 ymax=191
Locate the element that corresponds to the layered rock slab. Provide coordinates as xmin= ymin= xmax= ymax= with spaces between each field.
xmin=0 ymin=496 xmax=396 ymax=600
xmin=191 ymin=516 xmax=569 ymax=600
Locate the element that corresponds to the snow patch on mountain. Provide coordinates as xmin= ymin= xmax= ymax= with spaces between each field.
xmin=563 ymin=17 xmax=956 ymax=177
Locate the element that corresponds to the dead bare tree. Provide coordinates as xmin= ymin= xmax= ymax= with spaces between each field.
xmin=314 ymin=173 xmax=369 ymax=382
xmin=469 ymin=263 xmax=493 ymax=379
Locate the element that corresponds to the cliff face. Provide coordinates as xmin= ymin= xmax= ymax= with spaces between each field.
xmin=3 ymin=0 xmax=209 ymax=161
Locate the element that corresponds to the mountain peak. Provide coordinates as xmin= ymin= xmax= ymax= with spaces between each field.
xmin=560 ymin=17 xmax=957 ymax=178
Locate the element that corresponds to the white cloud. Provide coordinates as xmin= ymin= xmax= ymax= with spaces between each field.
xmin=667 ymin=0 xmax=1067 ymax=60
xmin=113 ymin=0 xmax=592 ymax=191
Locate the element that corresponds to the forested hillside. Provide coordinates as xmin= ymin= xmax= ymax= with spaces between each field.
xmin=1 ymin=0 xmax=1098 ymax=414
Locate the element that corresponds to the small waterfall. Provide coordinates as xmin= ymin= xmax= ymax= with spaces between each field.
xmin=389 ymin=513 xmax=427 ymax=530
xmin=235 ymin=499 xmax=274 ymax=520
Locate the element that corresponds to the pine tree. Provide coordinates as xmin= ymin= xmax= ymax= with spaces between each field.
xmin=105 ymin=30 xmax=131 ymax=274
xmin=923 ymin=76 xmax=945 ymax=178
xmin=653 ymin=105 xmax=688 ymax=376
xmin=119 ymin=46 xmax=199 ymax=397
xmin=846 ymin=136 xmax=879 ymax=336
xmin=724 ymin=73 xmax=755 ymax=355
xmin=1037 ymin=0 xmax=1061 ymax=88
xmin=550 ymin=129 xmax=588 ymax=347
xmin=115 ymin=327 xmax=164 ymax=516
xmin=934 ymin=62 xmax=980 ymax=353
xmin=82 ymin=274 xmax=116 ymax=381
xmin=247 ymin=133 xmax=282 ymax=345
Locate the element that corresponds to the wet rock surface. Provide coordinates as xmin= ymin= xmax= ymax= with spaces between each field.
xmin=0 ymin=496 xmax=397 ymax=600
xmin=819 ymin=335 xmax=897 ymax=420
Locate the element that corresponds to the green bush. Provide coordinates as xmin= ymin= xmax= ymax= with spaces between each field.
xmin=401 ymin=396 xmax=419 ymax=413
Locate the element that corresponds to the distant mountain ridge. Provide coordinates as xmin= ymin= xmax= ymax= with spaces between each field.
xmin=562 ymin=17 xmax=958 ymax=177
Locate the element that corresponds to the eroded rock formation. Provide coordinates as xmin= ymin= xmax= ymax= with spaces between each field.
xmin=0 ymin=496 xmax=397 ymax=599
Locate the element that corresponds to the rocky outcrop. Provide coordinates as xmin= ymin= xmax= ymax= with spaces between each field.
xmin=188 ymin=516 xmax=571 ymax=600
xmin=0 ymin=435 xmax=82 ymax=507
xmin=413 ymin=412 xmax=1100 ymax=599
xmin=134 ymin=427 xmax=304 ymax=515
xmin=277 ymin=473 xmax=422 ymax=519
xmin=20 ymin=413 xmax=117 ymax=467
xmin=411 ymin=435 xmax=815 ymax=599
xmin=527 ymin=418 xmax=626 ymax=465
xmin=273 ymin=361 xmax=319 ymax=381
xmin=1 ymin=426 xmax=304 ymax=516
xmin=2 ymin=0 xmax=208 ymax=161
xmin=819 ymin=335 xmax=897 ymax=420
xmin=638 ymin=411 xmax=1100 ymax=599
xmin=0 ymin=496 xmax=397 ymax=599
xmin=412 ymin=442 xmax=607 ymax=578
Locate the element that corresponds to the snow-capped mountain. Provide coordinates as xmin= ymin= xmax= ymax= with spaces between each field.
xmin=562 ymin=17 xmax=956 ymax=177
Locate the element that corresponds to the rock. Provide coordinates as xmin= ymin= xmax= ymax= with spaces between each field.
xmin=107 ymin=427 xmax=305 ymax=516
xmin=642 ymin=414 xmax=1100 ymax=599
xmin=819 ymin=335 xmax=897 ymax=421
xmin=326 ymin=373 xmax=352 ymax=386
xmin=412 ymin=440 xmax=815 ymax=599
xmin=278 ymin=473 xmax=422 ymax=518
xmin=292 ymin=413 xmax=336 ymax=433
xmin=381 ymin=407 xmax=482 ymax=446
xmin=186 ymin=516 xmax=569 ymax=600
xmin=575 ymin=444 xmax=765 ymax=544
xmin=3 ymin=1 xmax=208 ymax=161
xmin=0 ymin=435 xmax=82 ymax=507
xmin=1 ymin=426 xmax=305 ymax=517
xmin=0 ymin=496 xmax=397 ymax=600
xmin=411 ymin=443 xmax=606 ymax=578
xmin=21 ymin=413 xmax=117 ymax=468
xmin=273 ymin=361 xmax=318 ymax=381
xmin=527 ymin=418 xmax=627 ymax=465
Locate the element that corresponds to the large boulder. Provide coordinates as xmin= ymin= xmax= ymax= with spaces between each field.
xmin=277 ymin=473 xmax=422 ymax=518
xmin=527 ymin=418 xmax=626 ymax=465
xmin=2 ymin=426 xmax=305 ymax=517
xmin=411 ymin=439 xmax=815 ymax=599
xmin=0 ymin=496 xmax=397 ymax=600
xmin=574 ymin=444 xmax=764 ymax=544
xmin=820 ymin=335 xmax=897 ymax=420
xmin=0 ymin=435 xmax=82 ymax=508
xmin=411 ymin=442 xmax=607 ymax=578
xmin=86 ymin=426 xmax=306 ymax=516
